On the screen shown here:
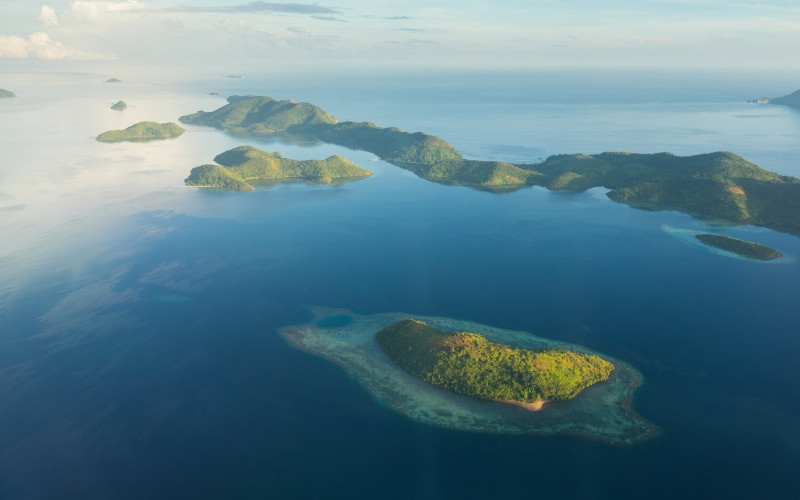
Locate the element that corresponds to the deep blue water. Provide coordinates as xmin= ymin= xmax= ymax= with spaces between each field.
xmin=1 ymin=69 xmax=800 ymax=499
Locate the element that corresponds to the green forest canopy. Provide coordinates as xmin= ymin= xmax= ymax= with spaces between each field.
xmin=376 ymin=319 xmax=614 ymax=403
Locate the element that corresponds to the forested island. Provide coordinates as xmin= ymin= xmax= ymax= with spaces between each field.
xmin=185 ymin=146 xmax=372 ymax=190
xmin=0 ymin=88 xmax=15 ymax=98
xmin=179 ymin=95 xmax=800 ymax=236
xmin=282 ymin=308 xmax=659 ymax=445
xmin=695 ymin=234 xmax=782 ymax=260
xmin=96 ymin=121 xmax=184 ymax=142
xmin=110 ymin=100 xmax=127 ymax=111
xmin=377 ymin=319 xmax=614 ymax=408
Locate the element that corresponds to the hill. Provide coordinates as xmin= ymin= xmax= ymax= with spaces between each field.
xmin=185 ymin=146 xmax=372 ymax=190
xmin=96 ymin=121 xmax=184 ymax=142
xmin=376 ymin=319 xmax=614 ymax=404
xmin=179 ymin=95 xmax=337 ymax=134
xmin=524 ymin=151 xmax=800 ymax=235
xmin=0 ymin=88 xmax=15 ymax=98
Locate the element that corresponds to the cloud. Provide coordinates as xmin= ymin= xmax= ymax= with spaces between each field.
xmin=0 ymin=32 xmax=116 ymax=60
xmin=39 ymin=5 xmax=58 ymax=27
xmin=68 ymin=0 xmax=146 ymax=20
xmin=167 ymin=2 xmax=338 ymax=15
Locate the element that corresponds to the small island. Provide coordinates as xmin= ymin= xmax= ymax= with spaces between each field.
xmin=105 ymin=78 xmax=122 ymax=83
xmin=695 ymin=234 xmax=782 ymax=260
xmin=96 ymin=121 xmax=185 ymax=143
xmin=0 ymin=88 xmax=15 ymax=98
xmin=281 ymin=307 xmax=659 ymax=445
xmin=185 ymin=146 xmax=372 ymax=191
xmin=377 ymin=319 xmax=614 ymax=408
xmin=110 ymin=100 xmax=127 ymax=111
xmin=180 ymin=95 xmax=800 ymax=237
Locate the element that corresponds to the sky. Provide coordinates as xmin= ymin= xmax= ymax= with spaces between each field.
xmin=1 ymin=0 xmax=800 ymax=70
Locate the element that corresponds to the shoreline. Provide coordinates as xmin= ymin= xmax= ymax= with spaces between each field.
xmin=496 ymin=398 xmax=549 ymax=412
xmin=279 ymin=306 xmax=661 ymax=446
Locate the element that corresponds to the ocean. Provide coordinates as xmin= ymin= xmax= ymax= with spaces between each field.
xmin=1 ymin=67 xmax=800 ymax=498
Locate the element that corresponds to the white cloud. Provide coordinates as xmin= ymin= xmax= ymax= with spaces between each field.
xmin=0 ymin=32 xmax=115 ymax=60
xmin=39 ymin=5 xmax=59 ymax=27
xmin=67 ymin=0 xmax=146 ymax=20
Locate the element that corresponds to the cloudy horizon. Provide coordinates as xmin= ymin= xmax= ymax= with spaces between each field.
xmin=2 ymin=1 xmax=800 ymax=70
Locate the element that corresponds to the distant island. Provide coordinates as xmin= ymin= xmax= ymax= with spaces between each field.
xmin=179 ymin=95 xmax=800 ymax=236
xmin=105 ymin=78 xmax=122 ymax=83
xmin=377 ymin=319 xmax=614 ymax=409
xmin=110 ymin=100 xmax=127 ymax=111
xmin=695 ymin=234 xmax=782 ymax=260
xmin=185 ymin=145 xmax=372 ymax=190
xmin=753 ymin=88 xmax=800 ymax=109
xmin=281 ymin=308 xmax=660 ymax=445
xmin=0 ymin=88 xmax=15 ymax=98
xmin=96 ymin=121 xmax=185 ymax=143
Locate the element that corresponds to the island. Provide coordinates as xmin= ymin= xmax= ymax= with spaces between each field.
xmin=105 ymin=78 xmax=122 ymax=83
xmin=110 ymin=100 xmax=127 ymax=111
xmin=96 ymin=121 xmax=185 ymax=143
xmin=280 ymin=307 xmax=660 ymax=445
xmin=377 ymin=319 xmax=613 ymax=408
xmin=179 ymin=95 xmax=800 ymax=236
xmin=695 ymin=233 xmax=782 ymax=260
xmin=0 ymin=88 xmax=14 ymax=98
xmin=185 ymin=146 xmax=372 ymax=190
xmin=755 ymin=88 xmax=800 ymax=110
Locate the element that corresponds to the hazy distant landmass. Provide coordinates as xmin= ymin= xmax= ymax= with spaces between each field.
xmin=377 ymin=319 xmax=614 ymax=407
xmin=185 ymin=145 xmax=372 ymax=190
xmin=0 ymin=88 xmax=15 ymax=98
xmin=96 ymin=121 xmax=184 ymax=142
xmin=105 ymin=78 xmax=122 ymax=83
xmin=695 ymin=234 xmax=782 ymax=260
xmin=110 ymin=100 xmax=127 ymax=111
xmin=758 ymin=88 xmax=800 ymax=109
xmin=179 ymin=96 xmax=800 ymax=236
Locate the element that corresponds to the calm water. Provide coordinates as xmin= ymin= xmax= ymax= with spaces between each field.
xmin=2 ymin=68 xmax=800 ymax=499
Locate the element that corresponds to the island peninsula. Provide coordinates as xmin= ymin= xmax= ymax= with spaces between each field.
xmin=281 ymin=307 xmax=660 ymax=445
xmin=96 ymin=121 xmax=184 ymax=143
xmin=185 ymin=145 xmax=372 ymax=190
xmin=0 ymin=88 xmax=15 ymax=98
xmin=180 ymin=95 xmax=800 ymax=237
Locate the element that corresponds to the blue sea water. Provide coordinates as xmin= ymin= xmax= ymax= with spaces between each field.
xmin=1 ymin=68 xmax=800 ymax=498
